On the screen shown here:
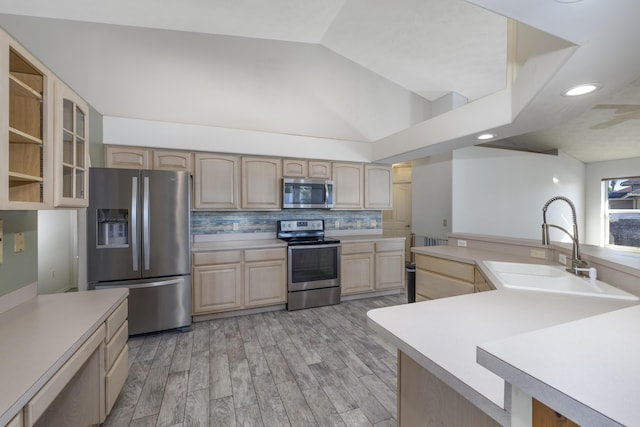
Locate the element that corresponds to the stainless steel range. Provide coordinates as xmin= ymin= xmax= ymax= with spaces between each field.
xmin=277 ymin=220 xmax=341 ymax=310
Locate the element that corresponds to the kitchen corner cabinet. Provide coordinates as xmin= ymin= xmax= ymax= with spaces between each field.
xmin=365 ymin=164 xmax=392 ymax=210
xmin=105 ymin=145 xmax=151 ymax=169
xmin=241 ymin=156 xmax=282 ymax=210
xmin=1 ymin=37 xmax=53 ymax=209
xmin=192 ymin=247 xmax=286 ymax=315
xmin=415 ymin=254 xmax=491 ymax=301
xmin=193 ymin=153 xmax=240 ymax=210
xmin=53 ymin=80 xmax=89 ymax=207
xmin=332 ymin=162 xmax=364 ymax=209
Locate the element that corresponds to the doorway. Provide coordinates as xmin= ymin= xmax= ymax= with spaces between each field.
xmin=383 ymin=163 xmax=412 ymax=261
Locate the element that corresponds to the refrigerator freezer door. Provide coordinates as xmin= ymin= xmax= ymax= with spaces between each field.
xmin=88 ymin=168 xmax=142 ymax=283
xmin=141 ymin=170 xmax=191 ymax=278
xmin=96 ymin=276 xmax=192 ymax=335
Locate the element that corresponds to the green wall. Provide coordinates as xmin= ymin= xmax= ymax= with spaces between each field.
xmin=0 ymin=211 xmax=38 ymax=297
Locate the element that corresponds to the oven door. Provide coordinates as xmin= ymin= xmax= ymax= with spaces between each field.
xmin=288 ymin=243 xmax=341 ymax=291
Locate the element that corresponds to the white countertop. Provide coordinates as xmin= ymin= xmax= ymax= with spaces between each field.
xmin=367 ymin=245 xmax=639 ymax=425
xmin=0 ymin=288 xmax=128 ymax=426
xmin=478 ymin=304 xmax=640 ymax=427
xmin=367 ymin=291 xmax=635 ymax=425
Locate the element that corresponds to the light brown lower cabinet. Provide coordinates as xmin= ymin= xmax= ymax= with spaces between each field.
xmin=533 ymin=399 xmax=580 ymax=427
xmin=398 ymin=350 xmax=500 ymax=427
xmin=415 ymin=254 xmax=493 ymax=300
xmin=193 ymin=248 xmax=286 ymax=315
xmin=341 ymin=239 xmax=405 ymax=296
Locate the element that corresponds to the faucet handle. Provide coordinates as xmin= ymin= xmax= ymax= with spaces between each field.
xmin=574 ymin=266 xmax=597 ymax=282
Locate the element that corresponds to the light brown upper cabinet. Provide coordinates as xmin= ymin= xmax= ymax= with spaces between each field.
xmin=194 ymin=153 xmax=240 ymax=210
xmin=1 ymin=36 xmax=54 ymax=209
xmin=105 ymin=145 xmax=151 ymax=169
xmin=152 ymin=150 xmax=193 ymax=174
xmin=365 ymin=164 xmax=393 ymax=210
xmin=332 ymin=162 xmax=364 ymax=209
xmin=241 ymin=157 xmax=282 ymax=210
xmin=283 ymin=159 xmax=332 ymax=179
xmin=54 ymin=80 xmax=89 ymax=207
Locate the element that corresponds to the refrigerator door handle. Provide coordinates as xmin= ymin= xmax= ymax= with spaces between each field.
xmin=143 ymin=176 xmax=150 ymax=270
xmin=96 ymin=277 xmax=185 ymax=290
xmin=131 ymin=176 xmax=139 ymax=271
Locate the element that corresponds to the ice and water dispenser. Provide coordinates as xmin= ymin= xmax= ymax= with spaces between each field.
xmin=97 ymin=209 xmax=129 ymax=247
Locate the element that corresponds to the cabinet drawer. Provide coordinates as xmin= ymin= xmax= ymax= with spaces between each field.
xmin=375 ymin=240 xmax=404 ymax=252
xmin=341 ymin=242 xmax=374 ymax=255
xmin=416 ymin=270 xmax=474 ymax=300
xmin=106 ymin=345 xmax=129 ymax=414
xmin=106 ymin=320 xmax=128 ymax=370
xmin=105 ymin=299 xmax=127 ymax=342
xmin=415 ymin=254 xmax=474 ymax=282
xmin=25 ymin=325 xmax=105 ymax=426
xmin=245 ymin=247 xmax=286 ymax=262
xmin=193 ymin=250 xmax=242 ymax=266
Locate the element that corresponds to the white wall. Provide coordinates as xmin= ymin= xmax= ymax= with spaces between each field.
xmin=38 ymin=210 xmax=77 ymax=294
xmin=584 ymin=157 xmax=640 ymax=246
xmin=411 ymin=152 xmax=453 ymax=239
xmin=451 ymin=146 xmax=585 ymax=241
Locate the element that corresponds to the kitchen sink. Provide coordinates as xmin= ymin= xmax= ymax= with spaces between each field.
xmin=483 ymin=261 xmax=639 ymax=301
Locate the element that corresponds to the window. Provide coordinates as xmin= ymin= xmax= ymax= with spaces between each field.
xmin=604 ymin=177 xmax=640 ymax=250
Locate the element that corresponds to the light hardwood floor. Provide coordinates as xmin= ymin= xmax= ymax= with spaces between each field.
xmin=103 ymin=294 xmax=406 ymax=427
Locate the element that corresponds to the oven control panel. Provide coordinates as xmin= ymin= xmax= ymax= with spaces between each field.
xmin=278 ymin=220 xmax=324 ymax=232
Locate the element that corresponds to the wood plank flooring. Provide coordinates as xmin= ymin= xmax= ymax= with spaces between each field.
xmin=103 ymin=294 xmax=406 ymax=427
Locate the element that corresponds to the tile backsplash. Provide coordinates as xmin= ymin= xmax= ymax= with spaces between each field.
xmin=191 ymin=210 xmax=382 ymax=235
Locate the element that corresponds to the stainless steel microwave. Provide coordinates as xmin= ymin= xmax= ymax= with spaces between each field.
xmin=282 ymin=178 xmax=334 ymax=209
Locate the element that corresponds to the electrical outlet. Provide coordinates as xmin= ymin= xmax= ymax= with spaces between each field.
xmin=14 ymin=232 xmax=25 ymax=253
xmin=558 ymin=253 xmax=567 ymax=265
xmin=457 ymin=239 xmax=467 ymax=247
xmin=335 ymin=221 xmax=340 ymax=229
xmin=370 ymin=220 xmax=377 ymax=228
xmin=442 ymin=219 xmax=448 ymax=227
xmin=356 ymin=220 xmax=361 ymax=228
xmin=232 ymin=223 xmax=239 ymax=231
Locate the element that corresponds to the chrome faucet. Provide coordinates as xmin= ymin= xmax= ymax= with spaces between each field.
xmin=541 ymin=196 xmax=588 ymax=274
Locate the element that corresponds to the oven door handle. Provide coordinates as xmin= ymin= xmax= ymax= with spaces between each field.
xmin=289 ymin=243 xmax=341 ymax=250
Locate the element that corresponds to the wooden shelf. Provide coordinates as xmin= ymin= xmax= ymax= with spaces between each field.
xmin=9 ymin=73 xmax=42 ymax=100
xmin=9 ymin=171 xmax=43 ymax=183
xmin=9 ymin=127 xmax=43 ymax=145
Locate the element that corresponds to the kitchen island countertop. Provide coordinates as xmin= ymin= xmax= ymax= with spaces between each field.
xmin=367 ymin=245 xmax=639 ymax=425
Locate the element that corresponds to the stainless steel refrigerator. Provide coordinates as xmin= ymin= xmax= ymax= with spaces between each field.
xmin=87 ymin=167 xmax=192 ymax=335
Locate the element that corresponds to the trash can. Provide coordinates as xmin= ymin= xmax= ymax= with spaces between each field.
xmin=406 ymin=261 xmax=416 ymax=303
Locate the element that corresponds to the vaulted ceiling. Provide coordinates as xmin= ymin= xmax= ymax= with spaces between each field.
xmin=1 ymin=0 xmax=639 ymax=163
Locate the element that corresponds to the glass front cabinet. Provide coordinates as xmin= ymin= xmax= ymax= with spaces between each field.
xmin=54 ymin=80 xmax=89 ymax=207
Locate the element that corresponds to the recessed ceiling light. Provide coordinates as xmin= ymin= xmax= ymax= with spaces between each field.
xmin=563 ymin=83 xmax=601 ymax=97
xmin=476 ymin=133 xmax=496 ymax=140
xmin=555 ymin=0 xmax=583 ymax=3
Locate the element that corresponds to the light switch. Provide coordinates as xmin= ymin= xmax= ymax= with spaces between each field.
xmin=14 ymin=232 xmax=25 ymax=253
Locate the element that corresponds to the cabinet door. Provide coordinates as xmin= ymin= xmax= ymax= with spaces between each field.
xmin=332 ymin=162 xmax=364 ymax=209
xmin=194 ymin=153 xmax=239 ymax=210
xmin=365 ymin=164 xmax=392 ymax=210
xmin=105 ymin=145 xmax=150 ymax=169
xmin=341 ymin=252 xmax=374 ymax=295
xmin=283 ymin=159 xmax=307 ymax=177
xmin=241 ymin=157 xmax=282 ymax=210
xmin=308 ymin=161 xmax=331 ymax=179
xmin=244 ymin=260 xmax=286 ymax=307
xmin=193 ymin=264 xmax=242 ymax=314
xmin=153 ymin=150 xmax=193 ymax=173
xmin=2 ymin=40 xmax=53 ymax=209
xmin=53 ymin=81 xmax=89 ymax=207
xmin=375 ymin=251 xmax=405 ymax=290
